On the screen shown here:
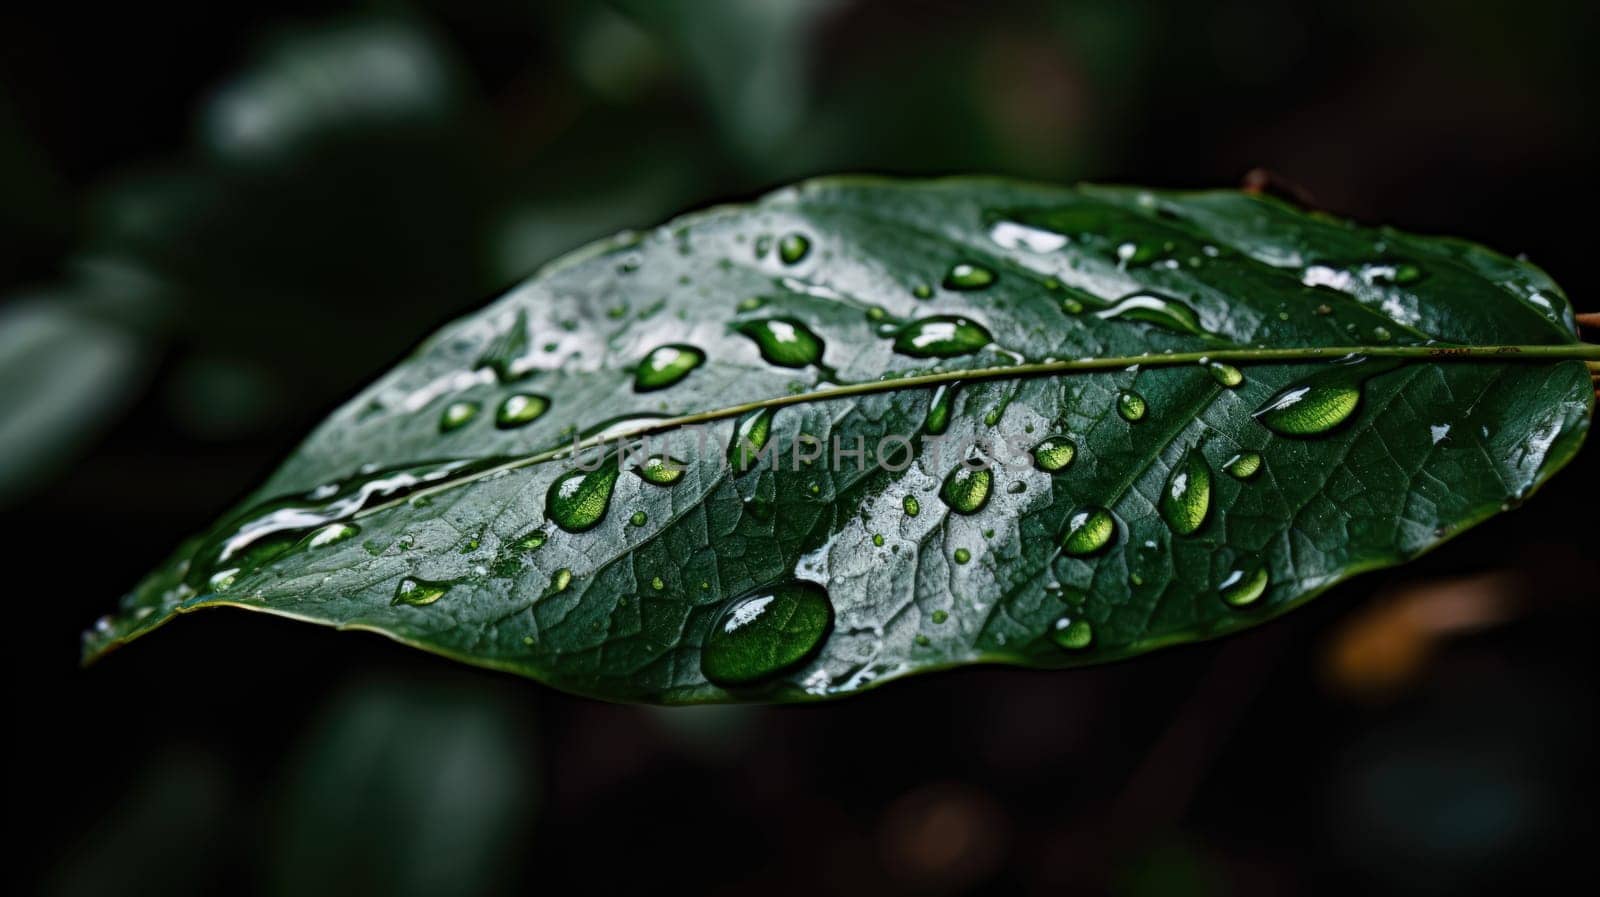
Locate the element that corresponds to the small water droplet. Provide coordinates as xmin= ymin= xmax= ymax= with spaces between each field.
xmin=1207 ymin=361 xmax=1243 ymax=387
xmin=903 ymin=495 xmax=921 ymax=517
xmin=872 ymin=533 xmax=885 ymax=547
xmin=940 ymin=463 xmax=993 ymax=515
xmin=736 ymin=317 xmax=825 ymax=368
xmin=915 ymin=633 xmax=931 ymax=646
xmin=924 ymin=382 xmax=960 ymax=434
xmin=1061 ymin=296 xmax=1085 ymax=314
xmin=1096 ymin=292 xmax=1206 ymax=336
xmin=1050 ymin=616 xmax=1094 ymax=651
xmin=545 ymin=455 xmax=621 ymax=532
xmin=700 ymin=581 xmax=833 ymax=687
xmin=634 ymin=344 xmax=705 ymax=392
xmin=1059 ymin=506 xmax=1115 ymax=556
xmin=307 ymin=523 xmax=359 ymax=549
xmin=630 ymin=510 xmax=647 ymax=527
xmin=1117 ymin=390 xmax=1147 ymax=422
xmin=393 ymin=577 xmax=450 ymax=606
xmin=1219 ymin=557 xmax=1269 ymax=608
xmin=439 ymin=401 xmax=480 ymax=433
xmin=550 ymin=568 xmax=572 ymax=593
xmin=636 ymin=455 xmax=686 ymax=485
xmin=942 ymin=262 xmax=996 ymax=291
xmin=931 ymin=609 xmax=949 ymax=624
xmin=651 ymin=575 xmax=665 ymax=590
xmin=495 ymin=393 xmax=550 ymax=429
xmin=728 ymin=408 xmax=776 ymax=472
xmin=954 ymin=547 xmax=971 ymax=564
xmin=891 ymin=316 xmax=994 ymax=358
xmin=778 ymin=233 xmax=811 ymax=265
xmin=912 ymin=283 xmax=933 ymax=299
xmin=1223 ymin=452 xmax=1262 ymax=480
xmin=1159 ymin=449 xmax=1212 ymax=536
xmin=512 ymin=529 xmax=547 ymax=551
xmin=1032 ymin=435 xmax=1077 ymax=472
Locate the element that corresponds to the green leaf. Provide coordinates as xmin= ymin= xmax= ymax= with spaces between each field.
xmin=82 ymin=177 xmax=1597 ymax=703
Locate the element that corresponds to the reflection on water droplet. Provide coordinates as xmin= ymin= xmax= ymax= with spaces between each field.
xmin=1096 ymin=292 xmax=1206 ymax=336
xmin=891 ymin=316 xmax=994 ymax=358
xmin=1059 ymin=506 xmax=1115 ymax=556
xmin=307 ymin=523 xmax=359 ymax=549
xmin=1032 ymin=435 xmax=1077 ymax=472
xmin=1050 ymin=616 xmax=1093 ymax=650
xmin=729 ymin=408 xmax=776 ymax=472
xmin=988 ymin=220 xmax=1068 ymax=253
xmin=1117 ymin=390 xmax=1147 ymax=422
xmin=1224 ymin=452 xmax=1262 ymax=480
xmin=942 ymin=262 xmax=996 ymax=291
xmin=496 ymin=393 xmax=550 ymax=429
xmin=545 ymin=454 xmax=621 ymax=532
xmin=940 ymin=463 xmax=993 ymax=515
xmin=634 ymin=344 xmax=705 ymax=392
xmin=700 ymin=581 xmax=833 ymax=687
xmin=1159 ymin=450 xmax=1212 ymax=535
xmin=636 ymin=455 xmax=686 ymax=485
xmin=393 ymin=577 xmax=450 ymax=607
xmin=736 ymin=317 xmax=825 ymax=368
xmin=439 ymin=401 xmax=480 ymax=433
xmin=1219 ymin=557 xmax=1269 ymax=608
xmin=778 ymin=233 xmax=811 ymax=265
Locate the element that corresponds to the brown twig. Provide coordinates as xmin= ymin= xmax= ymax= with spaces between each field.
xmin=1577 ymin=312 xmax=1600 ymax=331
xmin=1240 ymin=168 xmax=1319 ymax=208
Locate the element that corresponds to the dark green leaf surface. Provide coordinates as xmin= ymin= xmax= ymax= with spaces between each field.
xmin=83 ymin=177 xmax=1595 ymax=703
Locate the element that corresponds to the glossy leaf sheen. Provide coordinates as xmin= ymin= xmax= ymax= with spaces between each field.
xmin=84 ymin=177 xmax=1594 ymax=703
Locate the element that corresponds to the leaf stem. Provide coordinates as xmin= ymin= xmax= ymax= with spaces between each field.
xmin=368 ymin=341 xmax=1600 ymax=516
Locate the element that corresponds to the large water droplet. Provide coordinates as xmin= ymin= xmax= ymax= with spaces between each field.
xmin=634 ymin=344 xmax=705 ymax=392
xmin=1096 ymin=292 xmax=1206 ymax=336
xmin=1219 ymin=556 xmax=1269 ymax=608
xmin=736 ymin=317 xmax=825 ymax=368
xmin=439 ymin=401 xmax=480 ymax=433
xmin=1224 ymin=451 xmax=1262 ymax=480
xmin=924 ymin=382 xmax=960 ymax=434
xmin=1050 ymin=616 xmax=1094 ymax=651
xmin=728 ymin=408 xmax=775 ymax=472
xmin=1032 ymin=435 xmax=1077 ymax=472
xmin=942 ymin=262 xmax=996 ymax=291
xmin=1252 ymin=360 xmax=1397 ymax=436
xmin=1117 ymin=390 xmax=1147 ymax=422
xmin=700 ymin=581 xmax=833 ymax=687
xmin=545 ymin=454 xmax=621 ymax=532
xmin=892 ymin=316 xmax=993 ymax=358
xmin=1059 ymin=506 xmax=1115 ymax=556
xmin=940 ymin=463 xmax=993 ymax=515
xmin=1159 ymin=449 xmax=1212 ymax=535
xmin=393 ymin=577 xmax=450 ymax=607
xmin=636 ymin=455 xmax=686 ymax=485
xmin=778 ymin=233 xmax=811 ymax=265
xmin=496 ymin=393 xmax=550 ymax=429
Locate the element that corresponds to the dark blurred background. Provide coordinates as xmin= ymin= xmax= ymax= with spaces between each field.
xmin=4 ymin=1 xmax=1597 ymax=894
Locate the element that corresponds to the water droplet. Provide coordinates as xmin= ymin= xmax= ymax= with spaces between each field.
xmin=651 ymin=575 xmax=664 ymax=590
xmin=1117 ymin=390 xmax=1147 ymax=422
xmin=630 ymin=510 xmax=647 ymax=527
xmin=931 ymin=609 xmax=949 ymax=624
xmin=1050 ymin=616 xmax=1094 ymax=650
xmin=903 ymin=495 xmax=921 ymax=517
xmin=924 ymin=382 xmax=960 ymax=434
xmin=439 ymin=401 xmax=480 ymax=433
xmin=393 ymin=577 xmax=450 ymax=607
xmin=891 ymin=316 xmax=993 ymax=358
xmin=872 ymin=533 xmax=885 ymax=547
xmin=545 ymin=455 xmax=621 ymax=532
xmin=736 ymin=317 xmax=825 ymax=368
xmin=728 ymin=408 xmax=775 ymax=472
xmin=1032 ymin=435 xmax=1077 ymax=472
xmin=1096 ymin=292 xmax=1206 ymax=336
xmin=1207 ymin=361 xmax=1243 ymax=387
xmin=513 ymin=529 xmax=547 ymax=551
xmin=1251 ymin=360 xmax=1396 ymax=436
xmin=954 ymin=548 xmax=971 ymax=564
xmin=634 ymin=344 xmax=705 ymax=392
xmin=636 ymin=455 xmax=686 ymax=485
xmin=778 ymin=233 xmax=811 ymax=265
xmin=988 ymin=220 xmax=1068 ymax=253
xmin=700 ymin=581 xmax=834 ymax=687
xmin=915 ymin=634 xmax=931 ymax=647
xmin=1223 ymin=452 xmax=1262 ymax=480
xmin=912 ymin=283 xmax=933 ymax=299
xmin=1159 ymin=450 xmax=1212 ymax=535
xmin=753 ymin=235 xmax=772 ymax=258
xmin=1061 ymin=296 xmax=1085 ymax=314
xmin=1371 ymin=326 xmax=1392 ymax=343
xmin=307 ymin=523 xmax=358 ymax=549
xmin=942 ymin=262 xmax=996 ymax=291
xmin=940 ymin=463 xmax=993 ymax=515
xmin=1219 ymin=557 xmax=1269 ymax=608
xmin=1059 ymin=506 xmax=1115 ymax=556
xmin=550 ymin=568 xmax=572 ymax=593
xmin=495 ymin=393 xmax=550 ymax=428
